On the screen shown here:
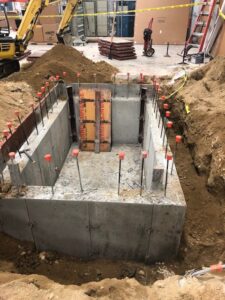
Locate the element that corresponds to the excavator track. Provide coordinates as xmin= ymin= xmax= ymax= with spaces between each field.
xmin=0 ymin=60 xmax=20 ymax=79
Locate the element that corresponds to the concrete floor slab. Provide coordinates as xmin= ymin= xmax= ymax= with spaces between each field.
xmin=25 ymin=44 xmax=199 ymax=78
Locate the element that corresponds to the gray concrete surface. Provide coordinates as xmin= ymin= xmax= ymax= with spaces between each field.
xmin=18 ymin=101 xmax=71 ymax=186
xmin=25 ymin=43 xmax=199 ymax=78
xmin=0 ymin=82 xmax=186 ymax=263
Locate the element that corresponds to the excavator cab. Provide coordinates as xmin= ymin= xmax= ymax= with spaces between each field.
xmin=0 ymin=4 xmax=19 ymax=77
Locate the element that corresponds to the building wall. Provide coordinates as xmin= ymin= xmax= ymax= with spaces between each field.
xmin=212 ymin=23 xmax=225 ymax=56
xmin=134 ymin=0 xmax=191 ymax=44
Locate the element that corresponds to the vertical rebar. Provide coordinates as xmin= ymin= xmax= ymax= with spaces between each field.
xmin=16 ymin=113 xmax=29 ymax=145
xmin=76 ymin=157 xmax=83 ymax=193
xmin=118 ymin=159 xmax=122 ymax=195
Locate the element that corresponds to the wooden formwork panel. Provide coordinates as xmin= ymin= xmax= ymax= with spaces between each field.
xmin=79 ymin=88 xmax=111 ymax=152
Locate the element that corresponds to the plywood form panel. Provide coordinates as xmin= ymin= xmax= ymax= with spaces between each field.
xmin=79 ymin=89 xmax=112 ymax=152
xmin=134 ymin=0 xmax=190 ymax=45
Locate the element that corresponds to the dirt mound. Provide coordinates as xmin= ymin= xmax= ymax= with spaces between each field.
xmin=0 ymin=272 xmax=225 ymax=300
xmin=0 ymin=82 xmax=34 ymax=134
xmin=172 ymin=56 xmax=225 ymax=195
xmin=9 ymin=44 xmax=118 ymax=91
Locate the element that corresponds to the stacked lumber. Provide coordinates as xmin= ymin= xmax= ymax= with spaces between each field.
xmin=98 ymin=38 xmax=137 ymax=60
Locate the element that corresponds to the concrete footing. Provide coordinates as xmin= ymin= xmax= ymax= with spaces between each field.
xmin=0 ymin=83 xmax=186 ymax=263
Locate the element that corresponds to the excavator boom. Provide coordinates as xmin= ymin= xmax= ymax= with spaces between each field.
xmin=57 ymin=0 xmax=82 ymax=45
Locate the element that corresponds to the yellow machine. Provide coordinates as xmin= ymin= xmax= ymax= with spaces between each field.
xmin=57 ymin=0 xmax=81 ymax=45
xmin=0 ymin=0 xmax=81 ymax=78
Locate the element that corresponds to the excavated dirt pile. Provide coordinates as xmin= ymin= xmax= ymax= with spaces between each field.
xmin=173 ymin=57 xmax=225 ymax=196
xmin=0 ymin=272 xmax=225 ymax=299
xmin=9 ymin=44 xmax=117 ymax=91
xmin=0 ymin=82 xmax=34 ymax=134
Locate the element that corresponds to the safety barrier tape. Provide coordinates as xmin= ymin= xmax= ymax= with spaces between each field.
xmin=0 ymin=2 xmax=208 ymax=19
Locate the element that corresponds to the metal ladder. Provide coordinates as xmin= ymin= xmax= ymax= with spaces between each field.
xmin=186 ymin=0 xmax=217 ymax=54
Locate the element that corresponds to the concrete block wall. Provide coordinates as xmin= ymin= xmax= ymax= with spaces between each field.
xmin=0 ymin=196 xmax=185 ymax=262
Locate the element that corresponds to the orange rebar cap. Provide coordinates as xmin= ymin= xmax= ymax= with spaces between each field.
xmin=72 ymin=149 xmax=79 ymax=157
xmin=44 ymin=154 xmax=52 ymax=162
xmin=119 ymin=151 xmax=125 ymax=160
xmin=166 ymin=153 xmax=173 ymax=161
xmin=142 ymin=151 xmax=148 ymax=159
xmin=9 ymin=152 xmax=16 ymax=160
xmin=165 ymin=111 xmax=171 ymax=118
xmin=176 ymin=135 xmax=182 ymax=143
xmin=167 ymin=121 xmax=173 ymax=128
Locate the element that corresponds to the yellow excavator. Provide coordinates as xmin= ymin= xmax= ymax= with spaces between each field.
xmin=0 ymin=0 xmax=81 ymax=78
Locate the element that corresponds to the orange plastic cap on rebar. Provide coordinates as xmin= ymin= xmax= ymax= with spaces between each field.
xmin=176 ymin=135 xmax=182 ymax=143
xmin=77 ymin=72 xmax=81 ymax=77
xmin=166 ymin=153 xmax=173 ymax=161
xmin=142 ymin=151 xmax=148 ymax=159
xmin=160 ymin=96 xmax=166 ymax=101
xmin=44 ymin=154 xmax=52 ymax=162
xmin=119 ymin=151 xmax=125 ymax=160
xmin=55 ymin=75 xmax=60 ymax=80
xmin=9 ymin=152 xmax=16 ymax=160
xmin=72 ymin=149 xmax=79 ymax=157
xmin=37 ymin=92 xmax=42 ymax=98
xmin=15 ymin=111 xmax=20 ymax=117
xmin=7 ymin=122 xmax=12 ymax=129
xmin=167 ymin=121 xmax=173 ymax=129
xmin=45 ymin=81 xmax=50 ymax=87
xmin=3 ymin=130 xmax=9 ymax=137
xmin=163 ymin=103 xmax=169 ymax=110
xmin=63 ymin=71 xmax=67 ymax=77
xmin=165 ymin=111 xmax=171 ymax=118
xmin=41 ymin=86 xmax=45 ymax=93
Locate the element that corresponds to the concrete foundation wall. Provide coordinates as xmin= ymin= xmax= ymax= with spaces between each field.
xmin=143 ymin=102 xmax=165 ymax=190
xmin=72 ymin=83 xmax=144 ymax=145
xmin=112 ymin=98 xmax=140 ymax=144
xmin=21 ymin=101 xmax=71 ymax=186
xmin=0 ymin=197 xmax=185 ymax=262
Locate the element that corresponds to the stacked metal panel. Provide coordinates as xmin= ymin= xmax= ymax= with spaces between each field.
xmin=98 ymin=38 xmax=137 ymax=60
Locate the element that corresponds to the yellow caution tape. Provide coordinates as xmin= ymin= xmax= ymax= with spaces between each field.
xmin=185 ymin=104 xmax=191 ymax=114
xmin=0 ymin=2 xmax=207 ymax=19
xmin=219 ymin=9 xmax=225 ymax=20
xmin=166 ymin=69 xmax=188 ymax=100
